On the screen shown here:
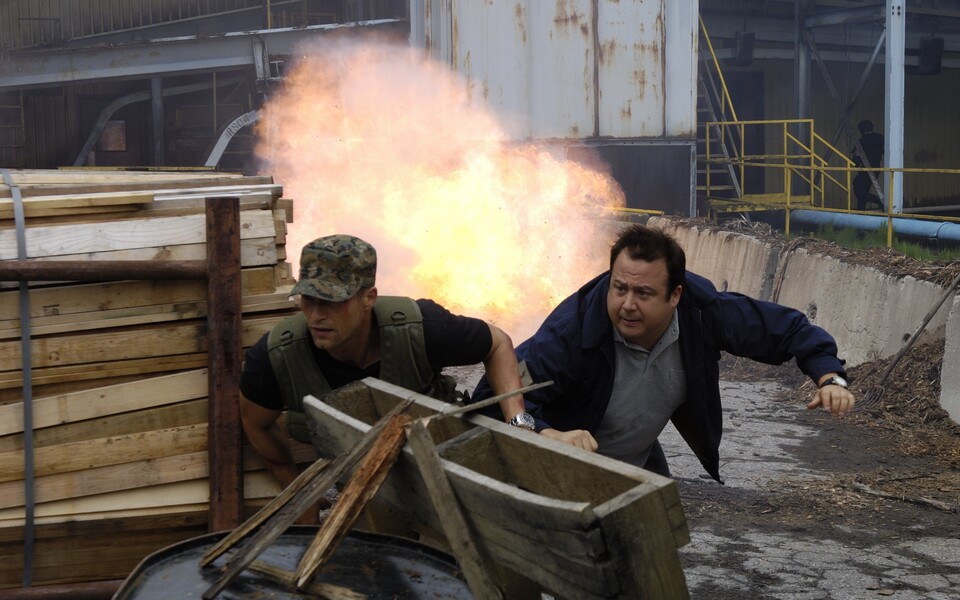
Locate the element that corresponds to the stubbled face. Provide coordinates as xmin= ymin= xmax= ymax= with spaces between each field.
xmin=606 ymin=251 xmax=681 ymax=350
xmin=299 ymin=287 xmax=376 ymax=354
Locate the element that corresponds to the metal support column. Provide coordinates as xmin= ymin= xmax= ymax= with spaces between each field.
xmin=794 ymin=0 xmax=812 ymax=120
xmin=885 ymin=0 xmax=905 ymax=213
xmin=151 ymin=77 xmax=164 ymax=166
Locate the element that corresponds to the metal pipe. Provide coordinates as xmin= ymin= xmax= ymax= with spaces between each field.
xmin=790 ymin=210 xmax=960 ymax=243
xmin=0 ymin=260 xmax=206 ymax=281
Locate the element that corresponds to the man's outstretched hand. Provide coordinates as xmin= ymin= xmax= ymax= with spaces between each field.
xmin=808 ymin=374 xmax=855 ymax=417
xmin=540 ymin=428 xmax=599 ymax=452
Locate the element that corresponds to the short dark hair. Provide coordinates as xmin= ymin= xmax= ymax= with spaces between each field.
xmin=858 ymin=119 xmax=874 ymax=134
xmin=609 ymin=224 xmax=686 ymax=297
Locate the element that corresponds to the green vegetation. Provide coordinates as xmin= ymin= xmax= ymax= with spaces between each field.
xmin=797 ymin=222 xmax=960 ymax=261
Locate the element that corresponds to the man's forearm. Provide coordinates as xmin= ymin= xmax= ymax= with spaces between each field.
xmin=483 ymin=325 xmax=525 ymax=421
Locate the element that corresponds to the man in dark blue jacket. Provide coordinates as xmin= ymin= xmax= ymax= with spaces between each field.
xmin=474 ymin=224 xmax=855 ymax=481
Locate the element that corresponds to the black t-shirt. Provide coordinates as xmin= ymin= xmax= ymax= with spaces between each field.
xmin=240 ymin=298 xmax=492 ymax=410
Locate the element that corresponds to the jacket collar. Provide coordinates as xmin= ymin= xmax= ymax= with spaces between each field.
xmin=580 ymin=272 xmax=612 ymax=349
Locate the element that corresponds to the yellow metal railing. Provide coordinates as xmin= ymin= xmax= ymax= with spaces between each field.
xmin=698 ymin=16 xmax=738 ymax=125
xmin=703 ymin=129 xmax=960 ymax=245
xmin=704 ymin=118 xmax=856 ymax=208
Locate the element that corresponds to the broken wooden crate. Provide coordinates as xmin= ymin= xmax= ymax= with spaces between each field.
xmin=305 ymin=378 xmax=691 ymax=600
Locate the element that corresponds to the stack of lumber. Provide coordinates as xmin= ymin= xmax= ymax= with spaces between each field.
xmin=0 ymin=169 xmax=311 ymax=588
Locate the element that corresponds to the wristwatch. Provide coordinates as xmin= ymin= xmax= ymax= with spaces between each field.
xmin=819 ymin=375 xmax=848 ymax=389
xmin=508 ymin=412 xmax=536 ymax=431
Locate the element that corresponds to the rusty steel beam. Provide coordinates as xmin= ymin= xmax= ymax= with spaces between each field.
xmin=0 ymin=260 xmax=206 ymax=281
xmin=205 ymin=197 xmax=244 ymax=532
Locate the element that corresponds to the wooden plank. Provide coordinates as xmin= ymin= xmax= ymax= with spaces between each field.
xmin=0 ymin=314 xmax=281 ymax=371
xmin=0 ymin=209 xmax=277 ymax=259
xmin=0 ymin=517 xmax=210 ymax=588
xmin=405 ymin=418 xmax=502 ymax=600
xmin=0 ymin=399 xmax=209 ymax=453
xmin=0 ymin=293 xmax=294 ymax=340
xmin=0 ymin=190 xmax=154 ymax=218
xmin=0 ymin=292 xmax=293 ymax=340
xmin=206 ymin=196 xmax=244 ymax=531
xmin=0 ymin=266 xmax=278 ymax=323
xmin=0 ymin=353 xmax=208 ymax=391
xmin=0 ymin=369 xmax=207 ymax=436
xmin=0 ymin=452 xmax=207 ymax=509
xmin=0 ymin=237 xmax=280 ymax=291
xmin=1 ymin=205 xmax=137 ymax=219
xmin=0 ymin=423 xmax=208 ymax=483
xmin=295 ymin=413 xmax=412 ymax=589
xmin=200 ymin=399 xmax=415 ymax=598
xmin=0 ymin=444 xmax=315 ymax=509
xmin=0 ymin=472 xmax=281 ymax=522
xmin=594 ymin=486 xmax=691 ymax=599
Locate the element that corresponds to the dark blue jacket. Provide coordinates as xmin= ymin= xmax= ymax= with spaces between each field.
xmin=475 ymin=270 xmax=846 ymax=481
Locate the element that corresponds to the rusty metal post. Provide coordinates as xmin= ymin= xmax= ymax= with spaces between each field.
xmin=205 ymin=197 xmax=244 ymax=531
xmin=0 ymin=260 xmax=205 ymax=281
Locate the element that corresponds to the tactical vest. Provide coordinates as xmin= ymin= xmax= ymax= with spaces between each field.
xmin=267 ymin=296 xmax=458 ymax=443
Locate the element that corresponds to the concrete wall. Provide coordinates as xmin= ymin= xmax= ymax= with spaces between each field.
xmin=648 ymin=217 xmax=959 ymax=424
xmin=943 ymin=296 xmax=960 ymax=424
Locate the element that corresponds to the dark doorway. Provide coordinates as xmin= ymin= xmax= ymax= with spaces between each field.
xmin=723 ymin=70 xmax=765 ymax=195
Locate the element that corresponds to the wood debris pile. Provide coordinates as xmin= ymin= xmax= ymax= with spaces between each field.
xmin=0 ymin=169 xmax=306 ymax=588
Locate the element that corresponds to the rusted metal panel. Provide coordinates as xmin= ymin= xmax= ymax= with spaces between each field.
xmin=412 ymin=0 xmax=697 ymax=141
xmin=597 ymin=0 xmax=664 ymax=137
xmin=453 ymin=0 xmax=535 ymax=139
xmin=664 ymin=0 xmax=698 ymax=137
xmin=529 ymin=0 xmax=596 ymax=139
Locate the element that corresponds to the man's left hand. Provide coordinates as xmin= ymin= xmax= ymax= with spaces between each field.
xmin=807 ymin=383 xmax=855 ymax=417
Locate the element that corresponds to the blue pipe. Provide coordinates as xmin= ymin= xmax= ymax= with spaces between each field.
xmin=790 ymin=210 xmax=960 ymax=243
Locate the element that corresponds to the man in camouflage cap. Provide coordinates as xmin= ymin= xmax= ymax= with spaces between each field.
xmin=239 ymin=234 xmax=531 ymax=524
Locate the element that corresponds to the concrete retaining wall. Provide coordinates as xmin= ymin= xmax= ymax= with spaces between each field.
xmin=653 ymin=220 xmax=779 ymax=300
xmin=943 ymin=296 xmax=960 ymax=424
xmin=648 ymin=216 xmax=959 ymax=425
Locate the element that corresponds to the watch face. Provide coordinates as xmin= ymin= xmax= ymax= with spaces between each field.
xmin=511 ymin=412 xmax=535 ymax=429
xmin=834 ymin=376 xmax=848 ymax=388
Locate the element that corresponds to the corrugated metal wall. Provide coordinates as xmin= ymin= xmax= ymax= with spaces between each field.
xmin=0 ymin=0 xmax=264 ymax=51
xmin=412 ymin=0 xmax=698 ymax=141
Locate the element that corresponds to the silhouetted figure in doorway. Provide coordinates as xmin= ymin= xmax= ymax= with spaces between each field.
xmin=852 ymin=119 xmax=884 ymax=211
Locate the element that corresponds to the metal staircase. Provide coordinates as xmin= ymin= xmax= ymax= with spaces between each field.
xmin=696 ymin=17 xmax=742 ymax=215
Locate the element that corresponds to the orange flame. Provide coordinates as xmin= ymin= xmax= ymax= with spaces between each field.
xmin=256 ymin=35 xmax=625 ymax=342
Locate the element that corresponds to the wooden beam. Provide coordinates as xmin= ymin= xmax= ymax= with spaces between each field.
xmin=205 ymin=197 xmax=244 ymax=532
xmin=294 ymin=413 xmax=412 ymax=589
xmin=200 ymin=399 xmax=414 ymax=599
xmin=0 ymin=369 xmax=208 ymax=436
xmin=406 ymin=419 xmax=503 ymax=600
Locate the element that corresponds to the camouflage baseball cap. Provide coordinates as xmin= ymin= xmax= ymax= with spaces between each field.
xmin=289 ymin=235 xmax=377 ymax=301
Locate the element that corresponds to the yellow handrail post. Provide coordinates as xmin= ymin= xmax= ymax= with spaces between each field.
xmin=783 ymin=122 xmax=788 ymax=202
xmin=808 ymin=119 xmax=815 ymax=208
xmin=886 ymin=170 xmax=894 ymax=248
xmin=785 ymin=168 xmax=792 ymax=237
xmin=739 ymin=122 xmax=745 ymax=194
